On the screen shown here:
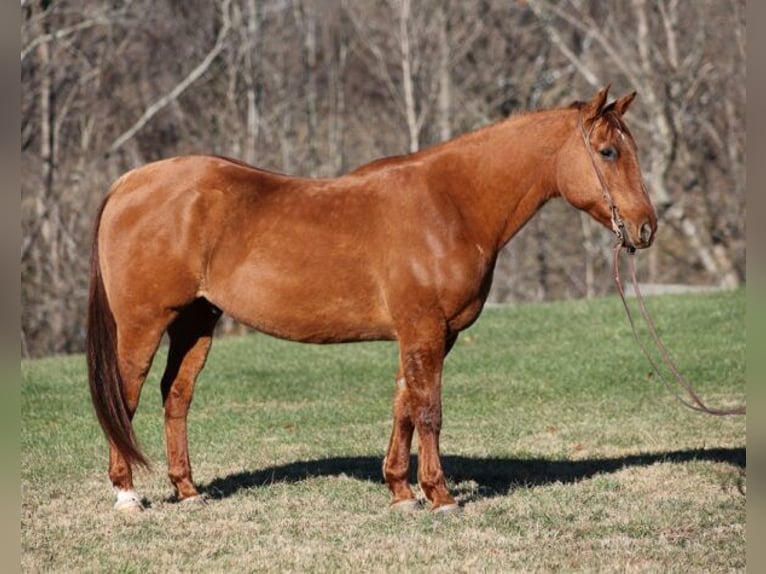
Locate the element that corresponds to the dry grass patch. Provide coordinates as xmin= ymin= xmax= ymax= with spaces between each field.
xmin=22 ymin=290 xmax=745 ymax=572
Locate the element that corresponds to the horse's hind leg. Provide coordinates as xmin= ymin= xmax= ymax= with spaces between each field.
xmin=160 ymin=298 xmax=221 ymax=503
xmin=110 ymin=314 xmax=173 ymax=511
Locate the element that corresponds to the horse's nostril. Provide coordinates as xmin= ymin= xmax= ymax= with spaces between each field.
xmin=640 ymin=221 xmax=653 ymax=245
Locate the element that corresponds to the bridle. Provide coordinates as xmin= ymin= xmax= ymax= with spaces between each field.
xmin=578 ymin=112 xmax=745 ymax=417
xmin=577 ymin=113 xmax=634 ymax=252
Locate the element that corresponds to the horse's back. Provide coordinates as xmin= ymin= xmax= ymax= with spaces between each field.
xmin=98 ymin=155 xmax=397 ymax=341
xmin=197 ymin=162 xmax=398 ymax=342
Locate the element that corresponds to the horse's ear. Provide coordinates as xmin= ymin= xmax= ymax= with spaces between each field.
xmin=582 ymin=85 xmax=610 ymax=119
xmin=612 ymin=91 xmax=637 ymax=116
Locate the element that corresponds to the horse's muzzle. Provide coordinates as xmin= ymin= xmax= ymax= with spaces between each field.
xmin=639 ymin=220 xmax=654 ymax=246
xmin=628 ymin=218 xmax=655 ymax=250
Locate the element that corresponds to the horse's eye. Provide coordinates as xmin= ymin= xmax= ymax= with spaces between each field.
xmin=599 ymin=146 xmax=618 ymax=161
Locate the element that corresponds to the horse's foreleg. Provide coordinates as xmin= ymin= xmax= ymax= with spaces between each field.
xmin=383 ymin=367 xmax=417 ymax=509
xmin=161 ymin=299 xmax=220 ymax=503
xmin=394 ymin=320 xmax=457 ymax=512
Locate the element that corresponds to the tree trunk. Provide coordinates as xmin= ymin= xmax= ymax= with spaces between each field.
xmin=296 ymin=0 xmax=319 ymax=175
xmin=398 ymin=0 xmax=419 ymax=152
xmin=34 ymin=3 xmax=65 ymax=353
xmin=243 ymin=0 xmax=262 ymax=165
xmin=329 ymin=22 xmax=348 ymax=175
xmin=437 ymin=4 xmax=451 ymax=142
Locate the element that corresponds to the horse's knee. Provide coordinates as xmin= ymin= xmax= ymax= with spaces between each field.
xmin=405 ymin=387 xmax=442 ymax=434
xmin=414 ymin=398 xmax=442 ymax=433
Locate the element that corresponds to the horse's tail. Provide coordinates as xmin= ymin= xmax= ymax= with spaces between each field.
xmin=86 ymin=195 xmax=149 ymax=468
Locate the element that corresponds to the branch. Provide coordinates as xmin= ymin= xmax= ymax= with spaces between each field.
xmin=530 ymin=0 xmax=644 ymax=91
xmin=104 ymin=0 xmax=231 ymax=157
xmin=345 ymin=5 xmax=402 ymax=109
xmin=22 ymin=17 xmax=109 ymax=62
xmin=527 ymin=0 xmax=600 ymax=88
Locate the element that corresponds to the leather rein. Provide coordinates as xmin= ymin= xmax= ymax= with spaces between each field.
xmin=578 ymin=113 xmax=745 ymax=417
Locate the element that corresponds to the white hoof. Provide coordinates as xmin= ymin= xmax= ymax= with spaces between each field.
xmin=114 ymin=489 xmax=144 ymax=512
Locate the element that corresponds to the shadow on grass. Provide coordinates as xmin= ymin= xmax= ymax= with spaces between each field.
xmin=199 ymin=446 xmax=745 ymax=501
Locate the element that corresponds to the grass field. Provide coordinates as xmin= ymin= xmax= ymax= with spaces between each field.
xmin=21 ymin=289 xmax=745 ymax=572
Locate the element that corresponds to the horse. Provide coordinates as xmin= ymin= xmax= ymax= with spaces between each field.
xmin=87 ymin=86 xmax=657 ymax=513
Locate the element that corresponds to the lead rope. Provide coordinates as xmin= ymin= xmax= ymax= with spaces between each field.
xmin=579 ymin=113 xmax=745 ymax=417
xmin=612 ymin=245 xmax=745 ymax=416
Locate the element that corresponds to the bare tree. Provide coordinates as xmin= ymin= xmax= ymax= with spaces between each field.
xmin=529 ymin=0 xmax=744 ymax=289
xmin=107 ymin=1 xmax=232 ymax=157
xmin=20 ymin=0 xmax=745 ymax=356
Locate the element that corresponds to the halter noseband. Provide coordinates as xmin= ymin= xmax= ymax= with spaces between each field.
xmin=577 ymin=112 xmax=635 ymax=253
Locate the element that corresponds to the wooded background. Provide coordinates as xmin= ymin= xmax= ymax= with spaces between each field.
xmin=21 ymin=0 xmax=745 ymax=357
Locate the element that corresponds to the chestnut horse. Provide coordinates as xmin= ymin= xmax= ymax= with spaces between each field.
xmin=87 ymin=87 xmax=656 ymax=513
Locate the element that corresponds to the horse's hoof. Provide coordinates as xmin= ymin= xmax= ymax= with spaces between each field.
xmin=114 ymin=490 xmax=144 ymax=512
xmin=432 ymin=503 xmax=461 ymax=516
xmin=389 ymin=498 xmax=420 ymax=513
xmin=180 ymin=494 xmax=208 ymax=508
xmin=114 ymin=499 xmax=144 ymax=512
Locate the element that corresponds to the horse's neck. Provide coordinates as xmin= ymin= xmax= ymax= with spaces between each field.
xmin=426 ymin=108 xmax=574 ymax=251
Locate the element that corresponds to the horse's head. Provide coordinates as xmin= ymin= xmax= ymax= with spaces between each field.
xmin=557 ymin=86 xmax=657 ymax=250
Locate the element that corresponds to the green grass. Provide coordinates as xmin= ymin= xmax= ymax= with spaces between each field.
xmin=21 ymin=289 xmax=745 ymax=572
